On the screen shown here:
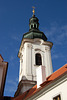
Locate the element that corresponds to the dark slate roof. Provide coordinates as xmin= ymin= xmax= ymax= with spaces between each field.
xmin=23 ymin=29 xmax=47 ymax=41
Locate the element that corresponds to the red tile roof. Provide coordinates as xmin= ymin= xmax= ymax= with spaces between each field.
xmin=41 ymin=64 xmax=67 ymax=87
xmin=47 ymin=64 xmax=67 ymax=81
xmin=12 ymin=64 xmax=67 ymax=100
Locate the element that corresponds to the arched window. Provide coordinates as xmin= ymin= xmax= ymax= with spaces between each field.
xmin=35 ymin=53 xmax=42 ymax=65
xmin=34 ymin=24 xmax=36 ymax=28
xmin=31 ymin=25 xmax=33 ymax=28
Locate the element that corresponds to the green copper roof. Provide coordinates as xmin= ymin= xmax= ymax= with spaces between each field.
xmin=22 ymin=15 xmax=47 ymax=41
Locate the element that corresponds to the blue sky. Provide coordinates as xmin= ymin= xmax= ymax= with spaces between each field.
xmin=0 ymin=0 xmax=67 ymax=97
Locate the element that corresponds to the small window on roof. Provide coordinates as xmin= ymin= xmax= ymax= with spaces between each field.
xmin=53 ymin=95 xmax=61 ymax=100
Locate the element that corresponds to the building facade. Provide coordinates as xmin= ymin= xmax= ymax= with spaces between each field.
xmin=15 ymin=13 xmax=53 ymax=95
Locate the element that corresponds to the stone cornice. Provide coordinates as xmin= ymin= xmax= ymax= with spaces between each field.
xmin=18 ymin=38 xmax=53 ymax=58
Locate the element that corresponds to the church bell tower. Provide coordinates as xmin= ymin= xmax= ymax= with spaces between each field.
xmin=15 ymin=9 xmax=53 ymax=96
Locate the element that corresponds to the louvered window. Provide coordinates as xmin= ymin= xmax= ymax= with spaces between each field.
xmin=34 ymin=24 xmax=36 ymax=28
xmin=35 ymin=53 xmax=42 ymax=65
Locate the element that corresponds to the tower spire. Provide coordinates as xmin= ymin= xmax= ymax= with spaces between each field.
xmin=32 ymin=6 xmax=35 ymax=15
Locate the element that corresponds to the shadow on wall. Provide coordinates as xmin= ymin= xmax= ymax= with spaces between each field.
xmin=22 ymin=76 xmax=27 ymax=80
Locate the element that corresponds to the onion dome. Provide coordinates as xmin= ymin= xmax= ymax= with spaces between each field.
xmin=29 ymin=15 xmax=39 ymax=31
xmin=23 ymin=14 xmax=47 ymax=41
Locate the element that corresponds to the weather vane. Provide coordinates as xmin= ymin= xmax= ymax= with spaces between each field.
xmin=32 ymin=6 xmax=35 ymax=15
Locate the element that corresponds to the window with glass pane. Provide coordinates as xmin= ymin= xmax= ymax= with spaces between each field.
xmin=53 ymin=95 xmax=61 ymax=100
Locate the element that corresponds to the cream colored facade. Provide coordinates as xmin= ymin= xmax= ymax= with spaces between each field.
xmin=18 ymin=38 xmax=53 ymax=82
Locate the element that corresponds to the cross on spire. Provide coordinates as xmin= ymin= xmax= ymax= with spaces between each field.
xmin=32 ymin=6 xmax=35 ymax=15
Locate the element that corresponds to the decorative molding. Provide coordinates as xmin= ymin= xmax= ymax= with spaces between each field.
xmin=45 ymin=46 xmax=50 ymax=51
xmin=34 ymin=49 xmax=45 ymax=53
xmin=35 ymin=48 xmax=41 ymax=51
xmin=27 ymin=44 xmax=32 ymax=48
xmin=34 ymin=41 xmax=41 ymax=45
xmin=18 ymin=38 xmax=53 ymax=58
xmin=20 ymin=53 xmax=23 ymax=59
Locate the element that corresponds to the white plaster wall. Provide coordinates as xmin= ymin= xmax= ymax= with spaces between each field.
xmin=19 ymin=39 xmax=53 ymax=82
xmin=26 ymin=43 xmax=32 ymax=80
xmin=44 ymin=46 xmax=53 ymax=77
xmin=19 ymin=59 xmax=23 ymax=81
xmin=19 ymin=42 xmax=33 ymax=81
xmin=36 ymin=66 xmax=46 ymax=88
xmin=37 ymin=81 xmax=67 ymax=100
xmin=33 ymin=43 xmax=53 ymax=78
xmin=19 ymin=44 xmax=27 ymax=81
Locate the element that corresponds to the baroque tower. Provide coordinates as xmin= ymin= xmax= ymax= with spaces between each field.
xmin=15 ymin=11 xmax=53 ymax=96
